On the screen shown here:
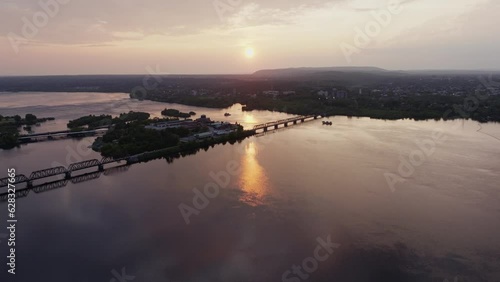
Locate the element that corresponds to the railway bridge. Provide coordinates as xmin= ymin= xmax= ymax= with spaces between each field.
xmin=0 ymin=156 xmax=127 ymax=189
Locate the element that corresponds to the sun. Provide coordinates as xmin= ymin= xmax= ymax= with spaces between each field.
xmin=245 ymin=47 xmax=255 ymax=59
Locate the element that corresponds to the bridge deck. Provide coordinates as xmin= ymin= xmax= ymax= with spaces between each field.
xmin=253 ymin=115 xmax=318 ymax=130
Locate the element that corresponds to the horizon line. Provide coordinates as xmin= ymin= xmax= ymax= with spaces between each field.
xmin=2 ymin=67 xmax=500 ymax=77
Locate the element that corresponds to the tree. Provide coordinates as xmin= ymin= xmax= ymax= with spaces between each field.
xmin=0 ymin=133 xmax=18 ymax=149
xmin=25 ymin=113 xmax=38 ymax=124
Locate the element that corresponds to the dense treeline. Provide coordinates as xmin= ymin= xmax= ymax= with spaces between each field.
xmin=143 ymin=91 xmax=500 ymax=122
xmin=98 ymin=122 xmax=181 ymax=158
xmin=67 ymin=115 xmax=113 ymax=129
xmin=161 ymin=108 xmax=194 ymax=118
xmin=91 ymin=111 xmax=200 ymax=158
xmin=0 ymin=114 xmax=55 ymax=149
xmin=67 ymin=112 xmax=151 ymax=130
xmin=134 ymin=128 xmax=253 ymax=163
xmin=115 ymin=126 xmax=253 ymax=166
xmin=92 ymin=111 xmax=249 ymax=159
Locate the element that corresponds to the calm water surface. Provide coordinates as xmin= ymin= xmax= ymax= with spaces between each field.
xmin=0 ymin=92 xmax=500 ymax=282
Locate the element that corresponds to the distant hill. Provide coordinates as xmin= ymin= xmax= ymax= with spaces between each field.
xmin=251 ymin=66 xmax=410 ymax=86
xmin=1 ymin=67 xmax=496 ymax=93
xmin=403 ymin=69 xmax=500 ymax=75
xmin=252 ymin=66 xmax=388 ymax=77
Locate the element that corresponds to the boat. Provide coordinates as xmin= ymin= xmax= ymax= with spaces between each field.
xmin=322 ymin=121 xmax=333 ymax=126
xmin=224 ymin=113 xmax=231 ymax=117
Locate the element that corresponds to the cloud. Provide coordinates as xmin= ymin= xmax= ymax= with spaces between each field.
xmin=0 ymin=0 xmax=338 ymax=46
xmin=0 ymin=0 xmax=499 ymax=74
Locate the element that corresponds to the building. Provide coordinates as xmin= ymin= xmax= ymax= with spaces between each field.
xmin=317 ymin=90 xmax=329 ymax=97
xmin=145 ymin=119 xmax=195 ymax=130
xmin=196 ymin=115 xmax=212 ymax=124
xmin=195 ymin=132 xmax=213 ymax=140
xmin=263 ymin=90 xmax=280 ymax=96
xmin=335 ymin=91 xmax=348 ymax=99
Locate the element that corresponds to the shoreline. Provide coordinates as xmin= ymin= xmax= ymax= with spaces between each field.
xmin=1 ymin=90 xmax=498 ymax=123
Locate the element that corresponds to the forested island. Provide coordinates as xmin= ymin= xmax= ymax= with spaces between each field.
xmin=0 ymin=114 xmax=55 ymax=149
xmin=73 ymin=111 xmax=251 ymax=159
xmin=67 ymin=112 xmax=150 ymax=131
xmin=161 ymin=108 xmax=196 ymax=118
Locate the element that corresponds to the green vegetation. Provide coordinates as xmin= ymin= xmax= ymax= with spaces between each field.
xmin=67 ymin=111 xmax=151 ymax=130
xmin=91 ymin=111 xmax=195 ymax=158
xmin=67 ymin=114 xmax=113 ymax=129
xmin=0 ymin=128 xmax=18 ymax=149
xmin=118 ymin=111 xmax=150 ymax=122
xmin=91 ymin=111 xmax=250 ymax=159
xmin=161 ymin=108 xmax=195 ymax=118
xmin=25 ymin=113 xmax=38 ymax=124
xmin=2 ymin=72 xmax=499 ymax=122
xmin=0 ymin=114 xmax=55 ymax=149
xmin=144 ymin=91 xmax=500 ymax=123
xmin=98 ymin=123 xmax=181 ymax=158
xmin=134 ymin=128 xmax=253 ymax=163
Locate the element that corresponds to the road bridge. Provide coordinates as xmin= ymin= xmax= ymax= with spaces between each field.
xmin=253 ymin=115 xmax=321 ymax=132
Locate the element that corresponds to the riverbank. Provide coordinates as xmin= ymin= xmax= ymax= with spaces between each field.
xmin=130 ymin=129 xmax=255 ymax=164
xmin=137 ymin=92 xmax=500 ymax=123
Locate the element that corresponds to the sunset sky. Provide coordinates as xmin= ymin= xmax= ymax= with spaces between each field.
xmin=0 ymin=0 xmax=499 ymax=75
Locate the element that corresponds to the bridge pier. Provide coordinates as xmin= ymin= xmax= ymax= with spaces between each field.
xmin=301 ymin=119 xmax=305 ymax=122
xmin=264 ymin=127 xmax=268 ymax=132
xmin=27 ymin=181 xmax=33 ymax=188
xmin=293 ymin=120 xmax=297 ymax=125
xmin=284 ymin=123 xmax=288 ymax=127
xmin=275 ymin=125 xmax=279 ymax=129
xmin=98 ymin=164 xmax=104 ymax=172
xmin=65 ymin=171 xmax=72 ymax=179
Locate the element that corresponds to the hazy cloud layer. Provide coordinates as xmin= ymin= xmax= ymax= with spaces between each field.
xmin=0 ymin=0 xmax=498 ymax=74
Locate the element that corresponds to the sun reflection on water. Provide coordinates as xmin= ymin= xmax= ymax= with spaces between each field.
xmin=242 ymin=112 xmax=257 ymax=128
xmin=239 ymin=142 xmax=269 ymax=206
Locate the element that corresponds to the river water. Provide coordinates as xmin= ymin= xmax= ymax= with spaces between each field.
xmin=0 ymin=92 xmax=499 ymax=282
